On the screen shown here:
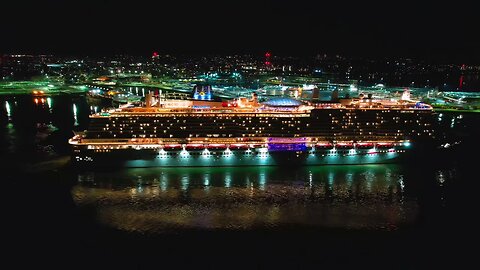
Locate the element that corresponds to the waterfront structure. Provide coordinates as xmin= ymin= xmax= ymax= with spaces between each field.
xmin=70 ymin=93 xmax=434 ymax=167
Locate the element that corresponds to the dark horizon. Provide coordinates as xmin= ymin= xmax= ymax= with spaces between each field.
xmin=1 ymin=1 xmax=479 ymax=63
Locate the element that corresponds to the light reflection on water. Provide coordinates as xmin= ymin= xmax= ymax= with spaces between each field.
xmin=71 ymin=165 xmax=431 ymax=233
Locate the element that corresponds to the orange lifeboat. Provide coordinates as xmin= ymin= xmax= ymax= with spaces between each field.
xmin=229 ymin=143 xmax=249 ymax=150
xmin=163 ymin=144 xmax=182 ymax=151
xmin=207 ymin=144 xmax=227 ymax=150
xmin=315 ymin=142 xmax=334 ymax=149
xmin=376 ymin=142 xmax=394 ymax=148
xmin=336 ymin=142 xmax=354 ymax=148
xmin=356 ymin=142 xmax=374 ymax=148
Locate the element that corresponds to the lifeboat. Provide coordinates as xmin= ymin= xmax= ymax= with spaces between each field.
xmin=229 ymin=143 xmax=249 ymax=150
xmin=207 ymin=144 xmax=227 ymax=150
xmin=376 ymin=142 xmax=394 ymax=148
xmin=249 ymin=143 xmax=265 ymax=149
xmin=336 ymin=142 xmax=354 ymax=148
xmin=162 ymin=144 xmax=182 ymax=151
xmin=315 ymin=142 xmax=334 ymax=149
xmin=356 ymin=142 xmax=374 ymax=148
xmin=185 ymin=143 xmax=204 ymax=150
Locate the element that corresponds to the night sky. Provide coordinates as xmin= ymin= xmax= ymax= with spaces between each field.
xmin=1 ymin=0 xmax=479 ymax=62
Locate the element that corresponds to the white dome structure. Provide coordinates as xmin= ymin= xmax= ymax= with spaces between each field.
xmin=262 ymin=98 xmax=304 ymax=107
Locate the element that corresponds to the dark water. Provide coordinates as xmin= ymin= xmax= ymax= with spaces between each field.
xmin=2 ymin=93 xmax=479 ymax=269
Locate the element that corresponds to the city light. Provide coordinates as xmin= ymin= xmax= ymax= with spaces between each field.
xmin=73 ymin=103 xmax=78 ymax=126
xmin=5 ymin=101 xmax=11 ymax=117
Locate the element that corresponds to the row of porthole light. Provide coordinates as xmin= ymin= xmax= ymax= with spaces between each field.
xmin=157 ymin=146 xmax=405 ymax=155
xmin=159 ymin=148 xmax=269 ymax=157
xmin=310 ymin=148 xmax=401 ymax=155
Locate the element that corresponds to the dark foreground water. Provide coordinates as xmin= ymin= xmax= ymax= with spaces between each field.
xmin=2 ymin=94 xmax=480 ymax=269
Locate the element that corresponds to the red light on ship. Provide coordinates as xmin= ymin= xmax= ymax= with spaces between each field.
xmin=186 ymin=144 xmax=204 ymax=149
xmin=265 ymin=52 xmax=271 ymax=58
xmin=356 ymin=142 xmax=374 ymax=148
xmin=163 ymin=144 xmax=182 ymax=150
xmin=230 ymin=144 xmax=248 ymax=149
xmin=316 ymin=143 xmax=333 ymax=148
xmin=207 ymin=144 xmax=227 ymax=149
xmin=336 ymin=142 xmax=354 ymax=148
xmin=376 ymin=142 xmax=393 ymax=148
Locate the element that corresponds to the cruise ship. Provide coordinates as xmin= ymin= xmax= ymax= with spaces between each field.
xmin=70 ymin=91 xmax=434 ymax=167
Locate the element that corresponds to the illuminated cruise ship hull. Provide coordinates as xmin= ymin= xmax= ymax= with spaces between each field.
xmin=71 ymin=141 xmax=409 ymax=167
xmin=70 ymin=94 xmax=432 ymax=168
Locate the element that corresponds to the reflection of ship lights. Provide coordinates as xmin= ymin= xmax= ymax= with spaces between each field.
xmin=73 ymin=104 xmax=78 ymax=126
xmin=5 ymin=101 xmax=11 ymax=117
